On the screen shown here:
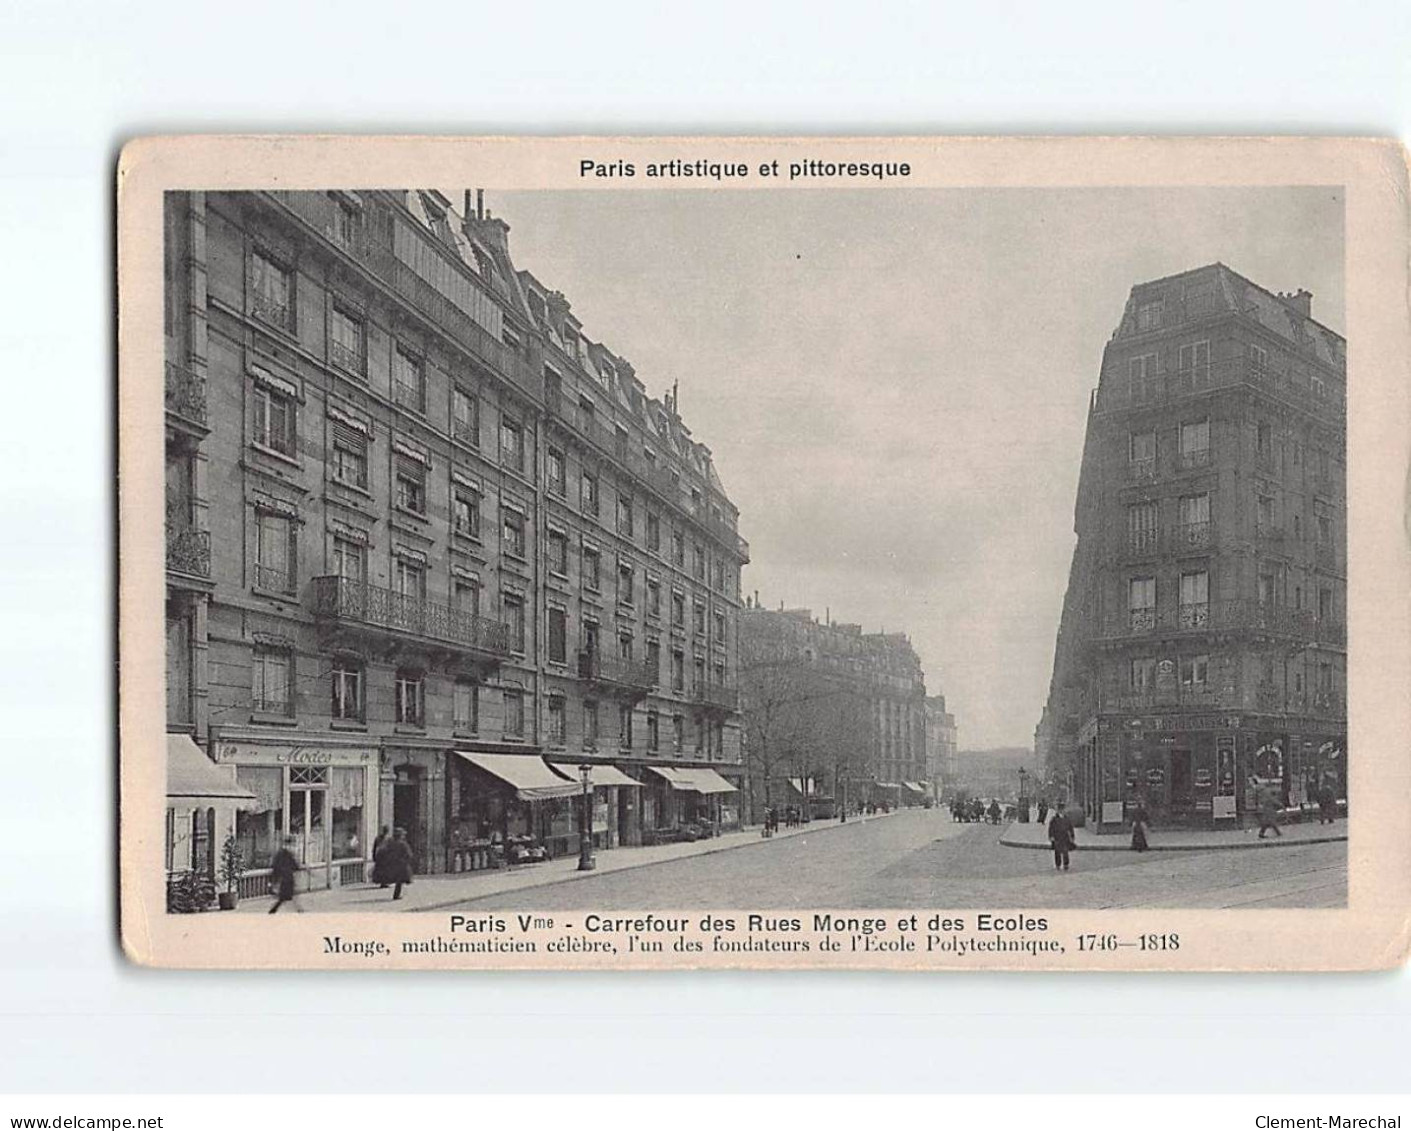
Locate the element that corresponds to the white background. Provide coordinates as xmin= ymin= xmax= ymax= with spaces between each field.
xmin=2 ymin=0 xmax=1409 ymax=1094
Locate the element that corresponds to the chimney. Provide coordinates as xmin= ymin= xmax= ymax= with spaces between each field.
xmin=464 ymin=190 xmax=473 ymax=219
xmin=1279 ymin=289 xmax=1313 ymax=319
xmin=476 ymin=189 xmax=484 ymax=220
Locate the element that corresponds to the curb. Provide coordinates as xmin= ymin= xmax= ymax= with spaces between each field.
xmin=406 ymin=809 xmax=908 ymax=912
xmin=998 ymin=825 xmax=1348 ymax=853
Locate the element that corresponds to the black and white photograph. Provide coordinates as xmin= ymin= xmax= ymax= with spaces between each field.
xmin=119 ymin=136 xmax=1407 ymax=970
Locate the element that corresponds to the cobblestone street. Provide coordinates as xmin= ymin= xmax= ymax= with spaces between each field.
xmin=444 ymin=808 xmax=1346 ymax=912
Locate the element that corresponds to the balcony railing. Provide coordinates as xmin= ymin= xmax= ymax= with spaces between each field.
xmin=1100 ymin=685 xmax=1226 ymax=712
xmin=393 ymin=380 xmax=425 ymax=414
xmin=1126 ymin=528 xmax=1160 ymax=556
xmin=311 ymin=575 xmax=512 ymax=656
xmin=1110 ymin=598 xmax=1319 ymax=640
xmin=166 ymin=525 xmax=211 ymax=578
xmin=329 ymin=339 xmax=366 ymax=376
xmin=165 ymin=363 xmax=208 ymax=429
xmin=250 ymin=291 xmax=292 ymax=331
xmin=1128 ymin=457 xmax=1156 ymax=482
xmin=692 ymin=683 xmax=740 ymax=712
xmin=577 ymin=651 xmax=656 ymax=693
xmin=253 ymin=564 xmax=295 ymax=594
xmin=1252 ymin=685 xmax=1346 ymax=718
xmin=1170 ymin=521 xmax=1211 ymax=551
xmin=1097 ymin=356 xmax=1346 ymax=422
xmin=1175 ymin=448 xmax=1211 ymax=471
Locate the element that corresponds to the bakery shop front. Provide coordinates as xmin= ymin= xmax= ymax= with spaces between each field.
xmin=212 ymin=731 xmax=378 ymax=894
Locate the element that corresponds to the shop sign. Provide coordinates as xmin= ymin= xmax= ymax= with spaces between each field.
xmin=1148 ymin=715 xmax=1243 ymax=731
xmin=215 ymin=741 xmax=377 ymax=766
xmin=1212 ymin=796 xmax=1237 ymax=819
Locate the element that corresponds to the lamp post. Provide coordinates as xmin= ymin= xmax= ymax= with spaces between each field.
xmin=577 ymin=764 xmax=595 ymax=871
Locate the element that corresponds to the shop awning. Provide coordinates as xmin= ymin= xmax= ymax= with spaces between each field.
xmin=875 ymin=781 xmax=902 ymax=790
xmin=647 ymin=766 xmax=737 ymax=794
xmin=549 ymin=762 xmax=643 ymax=789
xmin=787 ymin=777 xmax=816 ymax=797
xmin=166 ymin=734 xmax=258 ymax=808
xmin=454 ymin=751 xmax=581 ymax=801
xmin=904 ymin=781 xmax=928 ymax=794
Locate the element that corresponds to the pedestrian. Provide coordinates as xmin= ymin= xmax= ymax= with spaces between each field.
xmin=371 ymin=825 xmax=391 ymax=887
xmin=379 ymin=827 xmax=416 ymax=901
xmin=268 ymin=836 xmax=301 ymax=914
xmin=1036 ymin=798 xmax=1049 ymax=826
xmin=1318 ymin=777 xmax=1338 ymax=825
xmin=987 ymin=799 xmax=1002 ymax=825
xmin=1256 ymin=784 xmax=1283 ymax=839
xmin=1130 ymin=800 xmax=1150 ymax=852
xmin=1048 ymin=806 xmax=1076 ymax=872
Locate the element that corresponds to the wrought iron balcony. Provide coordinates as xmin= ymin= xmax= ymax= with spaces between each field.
xmin=1170 ymin=521 xmax=1211 ymax=551
xmin=329 ymin=339 xmax=366 ymax=376
xmin=1096 ymin=356 xmax=1346 ymax=422
xmin=251 ymin=291 xmax=292 ymax=330
xmin=166 ymin=525 xmax=211 ymax=578
xmin=1108 ymin=598 xmax=1318 ymax=641
xmin=577 ymin=651 xmax=656 ymax=697
xmin=1175 ymin=448 xmax=1212 ymax=471
xmin=692 ymin=683 xmax=740 ymax=712
xmin=1128 ymin=457 xmax=1156 ymax=482
xmin=164 ymin=363 xmax=208 ymax=431
xmin=311 ymin=575 xmax=511 ymax=657
xmin=393 ymin=380 xmax=425 ymax=414
xmin=1125 ymin=528 xmax=1160 ymax=557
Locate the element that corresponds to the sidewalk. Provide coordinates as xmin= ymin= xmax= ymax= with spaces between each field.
xmin=243 ymin=809 xmax=903 ymax=914
xmin=999 ymin=815 xmax=1347 ymax=853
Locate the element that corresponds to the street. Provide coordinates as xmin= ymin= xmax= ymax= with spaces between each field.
xmin=445 ymin=808 xmax=1347 ymax=912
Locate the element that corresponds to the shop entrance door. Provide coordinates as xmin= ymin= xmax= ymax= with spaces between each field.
xmin=393 ymin=775 xmax=422 ymax=872
xmin=1170 ymin=749 xmax=1193 ymax=821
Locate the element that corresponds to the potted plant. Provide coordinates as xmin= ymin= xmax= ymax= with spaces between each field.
xmin=217 ymin=834 xmax=245 ymax=910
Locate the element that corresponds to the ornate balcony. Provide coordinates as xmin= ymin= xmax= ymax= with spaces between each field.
xmin=165 ymin=362 xmax=209 ymax=437
xmin=1170 ymin=521 xmax=1211 ymax=551
xmin=311 ymin=576 xmax=511 ymax=663
xmin=577 ymin=651 xmax=655 ymax=700
xmin=1106 ymin=598 xmax=1317 ymax=642
xmin=329 ymin=339 xmax=366 ymax=376
xmin=166 ymin=524 xmax=211 ymax=580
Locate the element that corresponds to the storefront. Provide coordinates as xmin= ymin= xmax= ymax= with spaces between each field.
xmin=548 ymin=762 xmax=644 ymax=851
xmin=212 ymin=731 xmax=378 ymax=892
xmin=643 ymin=766 xmax=738 ymax=834
xmin=165 ymin=734 xmax=257 ymax=880
xmin=450 ymin=750 xmax=583 ymax=861
xmin=381 ymin=744 xmax=446 ymax=874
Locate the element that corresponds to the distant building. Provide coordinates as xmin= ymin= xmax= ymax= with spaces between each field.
xmin=738 ymin=604 xmax=930 ymax=818
xmin=925 ymin=693 xmax=957 ymax=797
xmin=1038 ymin=264 xmax=1346 ymax=831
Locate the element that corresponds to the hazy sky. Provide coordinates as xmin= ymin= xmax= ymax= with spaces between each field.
xmin=491 ymin=187 xmax=1343 ymax=750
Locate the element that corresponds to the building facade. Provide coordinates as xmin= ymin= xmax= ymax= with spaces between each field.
xmin=738 ymin=605 xmax=930 ymax=818
xmin=164 ymin=189 xmax=749 ymax=891
xmin=924 ymin=693 xmax=958 ymax=798
xmin=1038 ymin=264 xmax=1347 ymax=831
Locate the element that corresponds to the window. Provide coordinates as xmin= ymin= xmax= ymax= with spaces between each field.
xmin=395 ymin=669 xmax=424 ymax=726
xmin=502 ymin=322 xmax=521 ymax=351
xmin=452 ymin=387 xmax=479 ymax=446
xmin=548 ymin=607 xmax=567 ymax=664
xmin=547 ymin=447 xmax=566 ymax=497
xmin=1318 ymin=661 xmax=1334 ymax=694
xmin=502 ymin=507 xmax=526 ymax=559
xmin=1136 ymin=299 xmax=1163 ymax=331
xmin=671 ymin=591 xmax=685 ymax=627
xmin=673 ymin=714 xmax=684 ymax=752
xmin=255 ymin=510 xmax=296 ymax=593
xmin=1316 ymin=514 xmax=1332 ymax=546
xmin=1128 ymin=501 xmax=1158 ymax=553
xmin=547 ymin=696 xmax=566 ymax=745
xmin=693 ymin=544 xmax=706 ymax=580
xmin=1179 ymin=570 xmax=1209 ymax=628
xmin=1248 ymin=342 xmax=1268 ymax=372
xmin=395 ymin=457 xmax=426 ymax=515
xmin=329 ymin=422 xmax=368 ymax=490
xmin=250 ymin=249 xmax=292 ymax=329
xmin=618 ymin=561 xmax=635 ymax=606
xmin=672 ymin=529 xmax=684 ymax=566
xmin=503 ymin=690 xmax=525 ymax=738
xmin=583 ymin=620 xmax=600 ymax=658
xmin=1179 ymin=419 xmax=1210 ymax=467
xmin=253 ymin=384 xmax=297 ymax=457
xmin=1129 ymin=430 xmax=1156 ymax=478
xmin=584 ymin=700 xmax=599 ymax=749
xmin=452 ymin=483 xmax=481 ymax=539
xmin=332 ymin=535 xmax=365 ymax=585
xmin=252 ymin=647 xmax=291 ymax=714
xmin=453 ymin=576 xmax=481 ymax=621
xmin=392 ymin=347 xmax=425 ymax=414
xmin=329 ymin=306 xmax=365 ymax=375
xmin=647 ymin=711 xmax=660 ymax=752
xmin=547 ymin=529 xmax=568 ymax=575
xmin=671 ymin=649 xmax=685 ymax=691
xmin=646 ymin=639 xmax=661 ymax=684
xmin=1178 ymin=340 xmax=1210 ymax=385
xmin=619 ymin=705 xmax=633 ymax=750
xmin=1175 ymin=494 xmax=1210 ymax=548
xmin=1130 ymin=657 xmax=1155 ymax=692
xmin=1127 ymin=353 xmax=1158 ymax=398
xmin=581 ymin=471 xmax=599 ymax=516
xmin=693 ymin=600 xmax=706 ymax=636
xmin=331 ymin=660 xmax=362 ymax=720
xmin=618 ymin=495 xmax=634 ymax=537
xmin=647 ymin=512 xmax=661 ymax=552
xmin=500 ymin=416 xmax=524 ymax=472
xmin=1258 ymin=572 xmax=1277 ymax=607
xmin=454 ymin=681 xmax=479 ymax=732
xmin=582 ymin=545 xmax=601 ymax=590
xmin=693 ymin=656 xmax=706 ymax=691
xmin=1318 ymin=586 xmax=1333 ymax=621
xmin=1129 ymin=577 xmax=1156 ymax=631
xmin=713 ymin=660 xmax=726 ymax=688
xmin=393 ymin=556 xmax=425 ymax=604
xmin=1186 ymin=283 xmax=1216 ymax=316
xmin=1257 ymin=494 xmax=1276 ymax=533
xmin=713 ymin=610 xmax=726 ymax=642
xmin=503 ymin=593 xmax=526 ymax=653
xmin=333 ymin=200 xmax=358 ymax=248
xmin=1256 ymin=420 xmax=1272 ymax=457
xmin=1180 ymin=655 xmax=1209 ymax=687
xmin=695 ymin=713 xmax=706 ymax=752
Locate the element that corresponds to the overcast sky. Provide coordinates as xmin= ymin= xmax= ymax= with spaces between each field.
xmin=491 ymin=187 xmax=1343 ymax=750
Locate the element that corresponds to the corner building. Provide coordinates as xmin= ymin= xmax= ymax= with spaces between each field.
xmin=163 ymin=190 xmax=748 ymax=892
xmin=1039 ymin=264 xmax=1346 ymax=831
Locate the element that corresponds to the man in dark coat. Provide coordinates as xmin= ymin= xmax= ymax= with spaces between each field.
xmin=371 ymin=825 xmax=390 ymax=887
xmin=1130 ymin=801 xmax=1151 ymax=852
xmin=1256 ymin=784 xmax=1283 ymax=839
xmin=987 ymin=799 xmax=1002 ymax=825
xmin=1036 ymin=798 xmax=1049 ymax=826
xmin=1048 ymin=808 xmax=1076 ymax=872
xmin=1318 ymin=778 xmax=1338 ymax=825
xmin=378 ymin=827 xmax=416 ymax=901
xmin=268 ymin=837 xmax=300 ymax=914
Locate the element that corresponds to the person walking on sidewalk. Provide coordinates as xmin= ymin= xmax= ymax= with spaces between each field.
xmin=1317 ymin=778 xmax=1338 ymax=825
xmin=1130 ymin=800 xmax=1151 ymax=852
xmin=1036 ymin=798 xmax=1049 ymax=826
xmin=1048 ymin=807 xmax=1076 ymax=872
xmin=371 ymin=825 xmax=390 ymax=887
xmin=1256 ymin=784 xmax=1283 ymax=839
xmin=379 ymin=827 xmax=416 ymax=901
xmin=268 ymin=836 xmax=301 ymax=914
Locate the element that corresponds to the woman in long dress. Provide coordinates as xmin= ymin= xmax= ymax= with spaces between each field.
xmin=1130 ymin=801 xmax=1150 ymax=852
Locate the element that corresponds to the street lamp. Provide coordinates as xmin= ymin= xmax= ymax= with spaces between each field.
xmin=578 ymin=764 xmax=596 ymax=871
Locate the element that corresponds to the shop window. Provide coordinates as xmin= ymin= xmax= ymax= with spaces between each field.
xmin=236 ymin=767 xmax=283 ymax=869
xmin=255 ymin=510 xmax=297 ymax=594
xmin=331 ymin=659 xmax=363 ymax=721
xmin=395 ymin=668 xmax=424 ymax=726
xmin=504 ymin=689 xmax=526 ymax=738
xmin=330 ymin=766 xmax=365 ymax=861
xmin=329 ymin=421 xmax=368 ymax=490
xmin=452 ymin=387 xmax=479 ymax=446
xmin=252 ymin=646 xmax=292 ymax=714
xmin=393 ymin=346 xmax=425 ymax=414
xmin=454 ymin=680 xmax=479 ymax=733
xmin=547 ymin=696 xmax=566 ymax=746
xmin=253 ymin=383 xmax=298 ymax=457
xmin=452 ymin=484 xmax=482 ymax=539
